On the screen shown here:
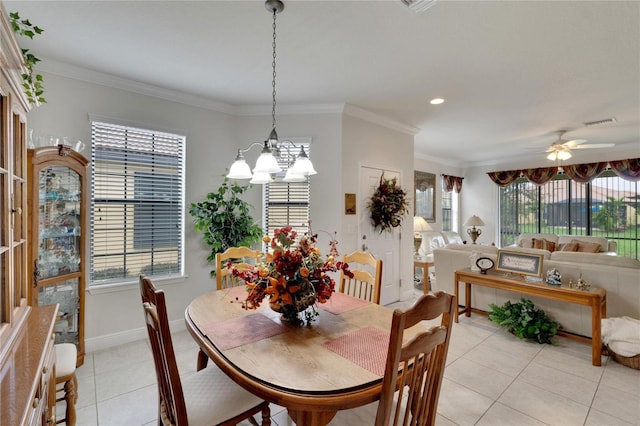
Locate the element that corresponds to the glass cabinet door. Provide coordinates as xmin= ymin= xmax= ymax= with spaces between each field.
xmin=38 ymin=277 xmax=80 ymax=345
xmin=37 ymin=165 xmax=82 ymax=280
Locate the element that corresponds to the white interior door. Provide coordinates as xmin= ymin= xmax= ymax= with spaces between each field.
xmin=359 ymin=166 xmax=401 ymax=305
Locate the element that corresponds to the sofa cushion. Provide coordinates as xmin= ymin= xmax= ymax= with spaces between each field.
xmin=445 ymin=243 xmax=499 ymax=255
xmin=557 ymin=242 xmax=579 ymax=252
xmin=441 ymin=231 xmax=463 ymax=245
xmin=517 ymin=233 xmax=559 ymax=247
xmin=551 ymin=252 xmax=640 ymax=269
xmin=558 ymin=235 xmax=609 ymax=253
xmin=532 ymin=238 xmax=556 ymax=252
xmin=572 ymin=239 xmax=601 ymax=253
xmin=503 ymin=246 xmax=553 ymax=259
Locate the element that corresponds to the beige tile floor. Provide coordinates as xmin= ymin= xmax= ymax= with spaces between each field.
xmin=67 ymin=288 xmax=640 ymax=426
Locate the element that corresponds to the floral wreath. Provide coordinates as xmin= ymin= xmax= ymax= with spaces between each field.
xmin=367 ymin=173 xmax=409 ymax=233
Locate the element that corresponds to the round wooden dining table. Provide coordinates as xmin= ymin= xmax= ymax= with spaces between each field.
xmin=185 ymin=288 xmax=423 ymax=425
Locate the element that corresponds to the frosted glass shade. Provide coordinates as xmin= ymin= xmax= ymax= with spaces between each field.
xmin=250 ymin=171 xmax=273 ymax=184
xmin=253 ymin=152 xmax=281 ymax=174
xmin=227 ymin=158 xmax=252 ymax=179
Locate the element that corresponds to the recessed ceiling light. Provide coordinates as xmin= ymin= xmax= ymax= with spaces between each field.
xmin=430 ymin=98 xmax=444 ymax=105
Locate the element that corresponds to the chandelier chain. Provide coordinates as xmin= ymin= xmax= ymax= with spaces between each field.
xmin=271 ymin=8 xmax=277 ymax=131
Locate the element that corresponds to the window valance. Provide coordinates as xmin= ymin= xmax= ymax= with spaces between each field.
xmin=487 ymin=158 xmax=640 ymax=186
xmin=442 ymin=174 xmax=464 ymax=193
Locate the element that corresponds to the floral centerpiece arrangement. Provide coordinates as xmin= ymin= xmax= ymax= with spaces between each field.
xmin=368 ymin=173 xmax=409 ymax=233
xmin=230 ymin=226 xmax=352 ymax=326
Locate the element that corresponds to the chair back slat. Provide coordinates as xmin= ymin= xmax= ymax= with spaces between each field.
xmin=339 ymin=251 xmax=383 ymax=304
xmin=140 ymin=275 xmax=188 ymax=425
xmin=375 ymin=291 xmax=456 ymax=426
xmin=215 ymin=247 xmax=262 ymax=290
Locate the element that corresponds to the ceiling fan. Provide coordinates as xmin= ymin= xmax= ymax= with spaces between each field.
xmin=545 ymin=130 xmax=615 ymax=161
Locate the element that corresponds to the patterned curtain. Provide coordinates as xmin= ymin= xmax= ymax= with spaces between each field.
xmin=487 ymin=170 xmax=521 ymax=187
xmin=522 ymin=167 xmax=558 ymax=185
xmin=609 ymin=158 xmax=640 ymax=182
xmin=563 ymin=162 xmax=608 ymax=183
xmin=442 ymin=174 xmax=464 ymax=193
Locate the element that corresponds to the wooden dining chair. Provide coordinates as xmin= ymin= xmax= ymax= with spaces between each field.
xmin=339 ymin=251 xmax=383 ymax=304
xmin=196 ymin=246 xmax=262 ymax=371
xmin=375 ymin=291 xmax=456 ymax=426
xmin=139 ymin=275 xmax=271 ymax=426
xmin=215 ymin=246 xmax=262 ymax=290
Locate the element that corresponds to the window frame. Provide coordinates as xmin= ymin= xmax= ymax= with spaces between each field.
xmin=262 ymin=137 xmax=312 ymax=242
xmin=89 ymin=119 xmax=186 ymax=286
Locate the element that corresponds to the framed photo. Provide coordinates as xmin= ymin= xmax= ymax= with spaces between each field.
xmin=414 ymin=171 xmax=436 ymax=223
xmin=496 ymin=250 xmax=544 ymax=277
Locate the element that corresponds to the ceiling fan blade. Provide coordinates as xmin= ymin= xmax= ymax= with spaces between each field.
xmin=562 ymin=139 xmax=587 ymax=148
xmin=573 ymin=143 xmax=616 ymax=149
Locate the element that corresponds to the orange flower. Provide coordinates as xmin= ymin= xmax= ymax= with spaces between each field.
xmin=300 ymin=267 xmax=309 ymax=277
xmin=262 ymin=235 xmax=271 ymax=243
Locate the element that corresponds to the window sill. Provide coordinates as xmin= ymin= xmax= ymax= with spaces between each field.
xmin=87 ymin=274 xmax=188 ymax=295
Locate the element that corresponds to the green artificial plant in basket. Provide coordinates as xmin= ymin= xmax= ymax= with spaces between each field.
xmin=488 ymin=298 xmax=561 ymax=344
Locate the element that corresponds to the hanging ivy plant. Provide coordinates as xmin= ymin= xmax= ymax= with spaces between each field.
xmin=9 ymin=12 xmax=46 ymax=106
xmin=367 ymin=173 xmax=409 ymax=233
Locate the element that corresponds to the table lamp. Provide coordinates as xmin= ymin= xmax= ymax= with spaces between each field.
xmin=463 ymin=215 xmax=485 ymax=244
xmin=413 ymin=216 xmax=432 ymax=258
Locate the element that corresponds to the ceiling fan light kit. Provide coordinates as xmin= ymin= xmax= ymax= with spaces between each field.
xmin=545 ymin=130 xmax=615 ymax=162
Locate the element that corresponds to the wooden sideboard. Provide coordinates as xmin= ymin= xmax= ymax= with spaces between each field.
xmin=0 ymin=305 xmax=58 ymax=425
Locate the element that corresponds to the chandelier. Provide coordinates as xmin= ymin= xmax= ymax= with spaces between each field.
xmin=226 ymin=0 xmax=316 ymax=184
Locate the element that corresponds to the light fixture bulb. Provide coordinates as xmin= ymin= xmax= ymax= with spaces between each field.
xmin=430 ymin=98 xmax=445 ymax=105
xmin=558 ymin=150 xmax=572 ymax=161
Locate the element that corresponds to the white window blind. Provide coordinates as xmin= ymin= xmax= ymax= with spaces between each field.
xmin=90 ymin=121 xmax=185 ymax=284
xmin=263 ymin=141 xmax=311 ymax=238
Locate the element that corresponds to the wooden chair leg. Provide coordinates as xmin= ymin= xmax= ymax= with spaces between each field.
xmin=196 ymin=348 xmax=209 ymax=371
xmin=64 ymin=376 xmax=77 ymax=426
xmin=260 ymin=404 xmax=271 ymax=425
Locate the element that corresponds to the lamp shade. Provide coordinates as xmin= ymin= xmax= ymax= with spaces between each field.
xmin=250 ymin=171 xmax=273 ymax=184
xmin=463 ymin=215 xmax=485 ymax=227
xmin=283 ymin=168 xmax=307 ymax=182
xmin=413 ymin=216 xmax=432 ymax=232
xmin=227 ymin=157 xmax=253 ymax=179
xmin=253 ymin=152 xmax=281 ymax=174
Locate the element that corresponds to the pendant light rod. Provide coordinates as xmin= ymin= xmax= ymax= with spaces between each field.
xmin=227 ymin=0 xmax=317 ymax=183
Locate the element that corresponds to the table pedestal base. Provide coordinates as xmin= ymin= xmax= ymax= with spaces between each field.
xmin=289 ymin=409 xmax=336 ymax=426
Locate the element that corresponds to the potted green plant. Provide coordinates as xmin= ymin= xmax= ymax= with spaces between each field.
xmin=189 ymin=177 xmax=263 ymax=277
xmin=488 ymin=298 xmax=561 ymax=344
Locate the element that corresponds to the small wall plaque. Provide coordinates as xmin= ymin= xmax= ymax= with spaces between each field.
xmin=345 ymin=193 xmax=356 ymax=215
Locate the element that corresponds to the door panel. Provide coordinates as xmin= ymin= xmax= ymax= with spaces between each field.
xmin=358 ymin=166 xmax=401 ymax=305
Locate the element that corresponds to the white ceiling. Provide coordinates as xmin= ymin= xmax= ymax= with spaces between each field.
xmin=5 ymin=0 xmax=640 ymax=166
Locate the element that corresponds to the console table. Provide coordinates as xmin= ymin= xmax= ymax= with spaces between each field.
xmin=454 ymin=268 xmax=607 ymax=366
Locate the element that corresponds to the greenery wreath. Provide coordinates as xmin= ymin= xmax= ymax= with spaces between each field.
xmin=368 ymin=173 xmax=409 ymax=233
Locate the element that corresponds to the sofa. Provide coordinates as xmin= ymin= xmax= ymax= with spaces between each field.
xmin=432 ymin=236 xmax=640 ymax=338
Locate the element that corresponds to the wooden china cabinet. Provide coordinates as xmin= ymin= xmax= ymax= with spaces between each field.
xmin=0 ymin=3 xmax=58 ymax=425
xmin=28 ymin=146 xmax=88 ymax=366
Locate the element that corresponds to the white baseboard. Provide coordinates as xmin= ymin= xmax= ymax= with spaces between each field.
xmin=85 ymin=319 xmax=186 ymax=353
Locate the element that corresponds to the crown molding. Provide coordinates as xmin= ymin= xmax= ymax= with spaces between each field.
xmin=38 ymin=58 xmax=237 ymax=114
xmin=37 ymin=60 xmax=422 ymax=136
xmin=343 ymin=104 xmax=421 ymax=136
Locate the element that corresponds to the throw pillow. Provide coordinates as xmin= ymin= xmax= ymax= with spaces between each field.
xmin=557 ymin=242 xmax=578 ymax=252
xmin=572 ymin=239 xmax=601 ymax=253
xmin=532 ymin=238 xmax=556 ymax=252
xmin=519 ymin=238 xmax=533 ymax=248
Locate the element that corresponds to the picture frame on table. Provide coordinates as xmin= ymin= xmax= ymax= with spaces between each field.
xmin=414 ymin=171 xmax=436 ymax=223
xmin=495 ymin=250 xmax=544 ymax=277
